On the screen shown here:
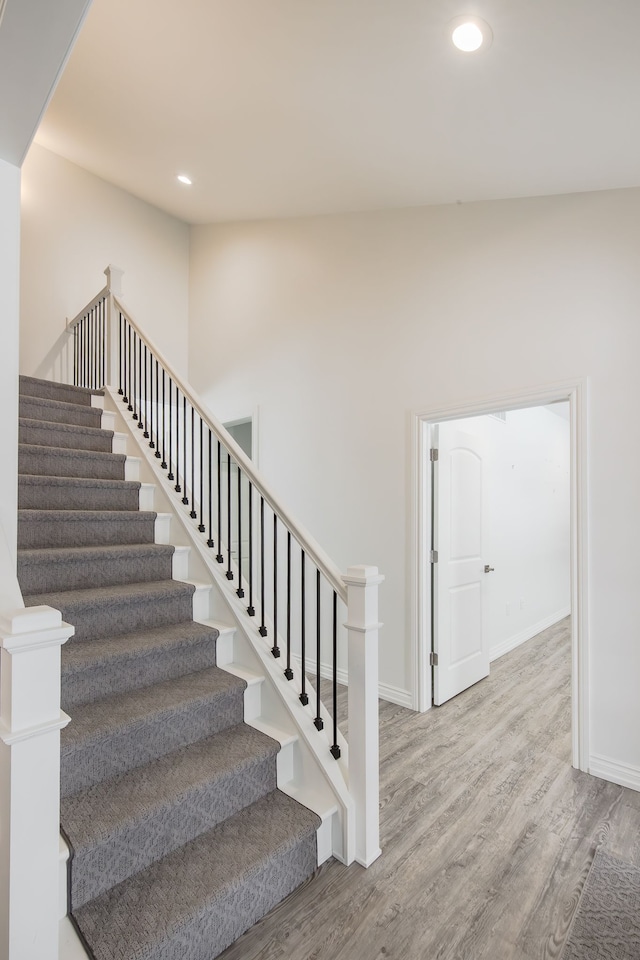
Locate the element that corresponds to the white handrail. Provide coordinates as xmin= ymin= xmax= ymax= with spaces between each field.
xmin=113 ymin=295 xmax=348 ymax=605
xmin=66 ymin=285 xmax=108 ymax=329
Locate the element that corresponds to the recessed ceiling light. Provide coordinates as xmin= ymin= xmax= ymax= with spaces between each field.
xmin=177 ymin=174 xmax=192 ymax=185
xmin=450 ymin=16 xmax=493 ymax=52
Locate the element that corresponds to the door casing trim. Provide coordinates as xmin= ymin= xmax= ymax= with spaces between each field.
xmin=409 ymin=378 xmax=589 ymax=772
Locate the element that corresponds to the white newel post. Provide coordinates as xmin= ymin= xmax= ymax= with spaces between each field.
xmin=0 ymin=605 xmax=73 ymax=960
xmin=344 ymin=564 xmax=384 ymax=868
xmin=104 ymin=264 xmax=124 ymax=389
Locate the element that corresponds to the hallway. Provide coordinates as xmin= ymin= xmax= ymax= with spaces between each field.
xmin=220 ymin=618 xmax=640 ymax=959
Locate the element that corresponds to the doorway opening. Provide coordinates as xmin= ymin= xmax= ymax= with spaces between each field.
xmin=412 ymin=381 xmax=588 ymax=771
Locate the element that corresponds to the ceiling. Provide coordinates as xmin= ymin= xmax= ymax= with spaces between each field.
xmin=34 ymin=0 xmax=640 ymax=225
xmin=0 ymin=0 xmax=91 ymax=166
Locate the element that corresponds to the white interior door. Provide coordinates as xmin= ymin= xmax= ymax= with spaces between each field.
xmin=433 ymin=424 xmax=490 ymax=705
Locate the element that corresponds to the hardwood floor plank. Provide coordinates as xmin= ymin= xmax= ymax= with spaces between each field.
xmin=218 ymin=617 xmax=640 ymax=960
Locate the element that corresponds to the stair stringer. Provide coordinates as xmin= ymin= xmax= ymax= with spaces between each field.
xmin=102 ymin=386 xmax=356 ymax=867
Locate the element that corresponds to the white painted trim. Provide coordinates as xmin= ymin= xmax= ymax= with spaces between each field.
xmin=589 ymin=755 xmax=640 ymax=793
xmin=378 ymin=682 xmax=414 ymax=709
xmin=411 ymin=377 xmax=590 ymax=772
xmin=490 ymin=606 xmax=571 ymax=663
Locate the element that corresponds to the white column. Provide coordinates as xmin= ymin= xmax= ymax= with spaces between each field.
xmin=0 ymin=605 xmax=73 ymax=960
xmin=344 ymin=564 xmax=383 ymax=868
xmin=104 ymin=264 xmax=124 ymax=389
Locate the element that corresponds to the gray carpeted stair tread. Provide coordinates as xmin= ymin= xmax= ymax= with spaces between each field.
xmin=18 ymin=474 xmax=141 ymax=511
xmin=61 ymin=666 xmax=247 ymax=796
xmin=18 ymin=508 xmax=157 ymax=548
xmin=24 ymin=579 xmax=196 ymax=641
xmin=15 ymin=373 xmax=322 ymax=957
xmin=62 ymin=620 xmax=219 ymax=708
xmin=19 ymin=394 xmax=103 ymax=429
xmin=19 ymin=374 xmax=103 ymax=406
xmin=19 ymin=417 xmax=114 ymax=453
xmin=72 ymin=790 xmax=319 ymax=960
xmin=62 ymin=723 xmax=279 ymax=908
xmin=18 ymin=443 xmax=126 ymax=480
xmin=18 ymin=543 xmax=175 ymax=595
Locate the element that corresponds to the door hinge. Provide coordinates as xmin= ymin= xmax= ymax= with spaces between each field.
xmin=430 ymin=549 xmax=439 ymax=563
xmin=430 ymin=652 xmax=439 ymax=667
xmin=430 ymin=448 xmax=439 ymax=462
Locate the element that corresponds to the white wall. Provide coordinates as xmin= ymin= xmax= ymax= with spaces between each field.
xmin=0 ymin=158 xmax=23 ymax=610
xmin=20 ymin=143 xmax=190 ymax=381
xmin=442 ymin=406 xmax=570 ymax=661
xmin=189 ymin=187 xmax=640 ymax=781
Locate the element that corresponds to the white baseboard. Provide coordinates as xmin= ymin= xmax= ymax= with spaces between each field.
xmin=589 ymin=754 xmax=640 ymax=793
xmin=294 ymin=657 xmax=413 ymax=709
xmin=490 ymin=606 xmax=571 ymax=663
xmin=377 ymin=682 xmax=413 ymax=709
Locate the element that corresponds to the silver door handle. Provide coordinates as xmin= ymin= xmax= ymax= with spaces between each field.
xmin=484 ymin=565 xmax=495 ymax=573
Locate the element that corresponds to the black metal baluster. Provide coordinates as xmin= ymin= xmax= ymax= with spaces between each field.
xmin=126 ymin=322 xmax=132 ymax=408
xmin=118 ymin=314 xmax=123 ymax=395
xmin=314 ymin=569 xmax=324 ymax=730
xmin=189 ymin=407 xmax=197 ymax=518
xmin=86 ymin=312 xmax=90 ymax=387
xmin=330 ymin=592 xmax=341 ymax=759
xmin=272 ymin=515 xmax=280 ymax=657
xmin=259 ymin=497 xmax=267 ymax=636
xmin=236 ymin=466 xmax=244 ymax=596
xmin=207 ymin=429 xmax=214 ymax=547
xmin=95 ymin=307 xmax=99 ymax=387
xmin=226 ymin=453 xmax=233 ymax=579
xmin=101 ymin=300 xmax=107 ymax=387
xmin=216 ymin=442 xmax=223 ymax=563
xmin=198 ymin=418 xmax=205 ymax=531
xmin=132 ymin=331 xmax=139 ymax=420
xmin=148 ymin=353 xmax=154 ymax=447
xmin=137 ymin=338 xmax=144 ymax=430
xmin=174 ymin=386 xmax=181 ymax=492
xmin=73 ymin=325 xmax=77 ymax=386
xmin=247 ymin=482 xmax=255 ymax=615
xmin=143 ymin=345 xmax=149 ymax=437
xmin=167 ymin=377 xmax=174 ymax=479
xmin=300 ymin=549 xmax=308 ymax=704
xmin=153 ymin=359 xmax=159 ymax=454
xmin=161 ymin=369 xmax=167 ymax=468
xmin=181 ymin=395 xmax=188 ymax=504
xmin=285 ymin=532 xmax=293 ymax=679
xmin=92 ymin=308 xmax=95 ymax=387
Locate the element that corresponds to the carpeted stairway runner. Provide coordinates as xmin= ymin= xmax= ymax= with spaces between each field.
xmin=17 ymin=375 xmax=320 ymax=960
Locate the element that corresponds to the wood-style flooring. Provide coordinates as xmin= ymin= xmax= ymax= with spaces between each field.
xmin=219 ymin=618 xmax=640 ymax=960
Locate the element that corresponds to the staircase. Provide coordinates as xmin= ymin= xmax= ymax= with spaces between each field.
xmin=16 ymin=374 xmax=320 ymax=960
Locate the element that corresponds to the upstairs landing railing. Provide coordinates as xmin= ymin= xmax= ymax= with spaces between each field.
xmin=65 ymin=265 xmax=383 ymax=867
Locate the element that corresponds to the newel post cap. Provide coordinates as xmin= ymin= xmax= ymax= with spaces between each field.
xmin=344 ymin=565 xmax=385 ymax=586
xmin=104 ymin=264 xmax=124 ymax=297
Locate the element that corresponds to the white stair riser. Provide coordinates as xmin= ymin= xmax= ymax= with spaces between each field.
xmin=171 ymin=546 xmax=190 ymax=581
xmin=138 ymin=483 xmax=155 ymax=511
xmin=58 ymin=845 xmax=69 ymax=921
xmin=124 ymin=457 xmax=141 ymax=481
xmin=100 ymin=410 xmax=116 ymax=432
xmin=112 ymin=433 xmax=127 ymax=455
xmin=192 ymin=583 xmax=211 ymax=621
xmin=154 ymin=513 xmax=172 ymax=544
